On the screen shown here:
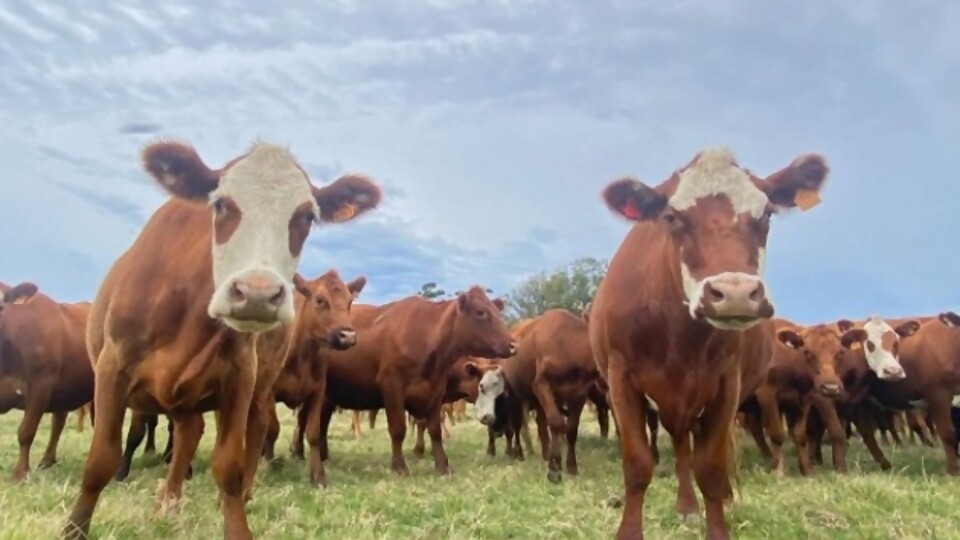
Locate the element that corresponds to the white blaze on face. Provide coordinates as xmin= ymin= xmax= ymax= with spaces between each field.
xmin=206 ymin=144 xmax=318 ymax=329
xmin=862 ymin=317 xmax=905 ymax=378
xmin=475 ymin=367 xmax=506 ymax=423
xmin=671 ymin=149 xmax=772 ymax=322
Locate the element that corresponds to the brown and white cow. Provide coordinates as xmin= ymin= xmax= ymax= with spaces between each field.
xmin=589 ymin=147 xmax=828 ymax=539
xmin=63 ymin=141 xmax=380 ymax=540
xmin=0 ymin=282 xmax=94 ymax=480
xmin=317 ymin=288 xmax=516 ymax=476
xmin=260 ymin=269 xmax=365 ymax=486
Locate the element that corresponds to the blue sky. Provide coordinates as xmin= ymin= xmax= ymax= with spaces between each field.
xmin=0 ymin=0 xmax=957 ymax=324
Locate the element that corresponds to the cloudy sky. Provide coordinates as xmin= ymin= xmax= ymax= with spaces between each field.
xmin=0 ymin=0 xmax=957 ymax=323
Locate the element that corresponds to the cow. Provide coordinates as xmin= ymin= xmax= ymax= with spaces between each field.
xmin=0 ymin=282 xmax=94 ymax=481
xmin=802 ymin=316 xmax=920 ymax=472
xmin=589 ymin=147 xmax=829 ymax=539
xmin=317 ymin=287 xmax=516 ymax=476
xmin=113 ymin=412 xmax=174 ymax=482
xmin=490 ymin=309 xmax=605 ymax=482
xmin=62 ymin=140 xmax=380 ymax=540
xmin=410 ymin=356 xmax=503 ymax=457
xmin=859 ymin=313 xmax=960 ymax=475
xmin=259 ymin=269 xmax=365 ymax=487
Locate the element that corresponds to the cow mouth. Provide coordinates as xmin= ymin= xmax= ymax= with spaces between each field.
xmin=704 ymin=315 xmax=761 ymax=331
xmin=221 ymin=316 xmax=281 ymax=333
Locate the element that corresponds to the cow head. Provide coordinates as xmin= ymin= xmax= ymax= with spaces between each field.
xmin=293 ymin=270 xmax=365 ymax=350
xmin=453 ymin=287 xmax=518 ymax=359
xmin=142 ymin=141 xmax=380 ymax=333
xmin=462 ymin=359 xmax=506 ymax=426
xmin=837 ymin=317 xmax=917 ymax=381
xmin=777 ymin=324 xmax=856 ymax=398
xmin=602 ymin=148 xmax=828 ymax=331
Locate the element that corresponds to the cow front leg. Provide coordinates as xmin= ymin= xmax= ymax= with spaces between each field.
xmin=38 ymin=411 xmax=68 ymax=470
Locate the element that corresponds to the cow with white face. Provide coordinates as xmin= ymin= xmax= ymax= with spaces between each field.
xmin=838 ymin=317 xmax=920 ymax=381
xmin=64 ymin=140 xmax=381 ymax=540
xmin=475 ymin=365 xmax=506 ymax=425
xmin=602 ymin=148 xmax=828 ymax=330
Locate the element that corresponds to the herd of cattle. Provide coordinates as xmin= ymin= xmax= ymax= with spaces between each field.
xmin=1 ymin=141 xmax=958 ymax=540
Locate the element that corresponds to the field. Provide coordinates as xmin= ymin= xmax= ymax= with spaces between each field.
xmin=0 ymin=408 xmax=959 ymax=540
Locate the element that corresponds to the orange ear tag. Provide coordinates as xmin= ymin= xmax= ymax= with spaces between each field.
xmin=332 ymin=203 xmax=357 ymax=222
xmin=849 ymin=341 xmax=862 ymax=351
xmin=794 ymin=189 xmax=821 ymax=211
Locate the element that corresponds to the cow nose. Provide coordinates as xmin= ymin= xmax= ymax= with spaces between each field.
xmin=331 ymin=328 xmax=357 ymax=349
xmin=819 ymin=383 xmax=841 ymax=396
xmin=882 ymin=365 xmax=906 ymax=381
xmin=228 ymin=275 xmax=286 ymax=320
xmin=701 ymin=275 xmax=771 ymax=319
xmin=479 ymin=414 xmax=495 ymax=426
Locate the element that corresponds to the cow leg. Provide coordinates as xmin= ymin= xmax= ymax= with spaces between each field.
xmin=927 ymin=396 xmax=960 ymax=475
xmin=162 ymin=417 xmax=174 ymax=462
xmin=891 ymin=413 xmax=905 ymax=445
xmin=674 ymin=432 xmax=699 ymax=520
xmin=789 ymin=403 xmax=814 ymax=477
xmin=646 ymin=408 xmax=660 ymax=466
xmin=351 ymin=410 xmax=362 ymax=438
xmin=369 ymin=409 xmax=378 ymax=429
xmin=805 ymin=409 xmax=825 ymax=465
xmin=852 ymin=406 xmax=891 ymax=471
xmin=690 ymin=375 xmax=739 ymax=540
xmin=565 ymin=396 xmax=585 ymax=476
xmin=815 ymin=400 xmax=847 ymax=473
xmin=520 ymin=406 xmax=535 ymax=455
xmin=486 ymin=427 xmax=497 ymax=457
xmin=156 ymin=414 xmax=204 ymax=513
xmin=316 ymin=400 xmax=336 ymax=462
xmin=263 ymin=405 xmax=281 ymax=462
xmin=305 ymin=385 xmax=333 ymax=487
xmin=532 ymin=372 xmax=566 ymax=483
xmin=144 ymin=414 xmax=158 ymax=455
xmin=63 ymin=355 xmax=127 ymax=540
xmin=533 ymin=406 xmax=550 ymax=462
xmin=756 ymin=389 xmax=786 ymax=474
xmin=12 ymin=382 xmax=55 ymax=481
xmin=426 ymin=405 xmax=452 ymax=475
xmin=115 ymin=412 xmax=148 ymax=482
xmin=412 ymin=419 xmax=427 ymax=458
xmin=508 ymin=398 xmax=526 ymax=461
xmin=597 ymin=396 xmax=611 ymax=439
xmin=289 ymin=404 xmax=308 ymax=460
xmin=607 ymin=363 xmax=655 ymax=540
xmin=740 ymin=410 xmax=772 ymax=460
xmin=908 ymin=409 xmax=935 ymax=447
xmin=241 ymin=394 xmax=274 ymax=502
xmin=75 ymin=405 xmax=87 ymax=433
xmin=38 ymin=411 xmax=68 ymax=470
xmin=382 ymin=386 xmax=410 ymax=476
xmin=211 ymin=369 xmax=256 ymax=540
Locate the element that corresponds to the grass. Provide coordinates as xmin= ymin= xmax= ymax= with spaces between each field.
xmin=0 ymin=408 xmax=959 ymax=539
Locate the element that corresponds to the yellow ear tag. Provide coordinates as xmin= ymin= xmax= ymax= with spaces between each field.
xmin=849 ymin=341 xmax=862 ymax=351
xmin=332 ymin=203 xmax=357 ymax=222
xmin=794 ymin=189 xmax=821 ymax=211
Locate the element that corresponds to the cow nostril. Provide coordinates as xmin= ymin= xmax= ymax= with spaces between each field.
xmin=268 ymin=287 xmax=285 ymax=307
xmin=229 ymin=283 xmax=246 ymax=304
xmin=706 ymin=284 xmax=725 ymax=302
xmin=749 ymin=285 xmax=763 ymax=302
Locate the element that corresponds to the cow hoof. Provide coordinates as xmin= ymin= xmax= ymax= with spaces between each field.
xmin=412 ymin=449 xmax=425 ymax=459
xmin=678 ymin=511 xmax=701 ymax=524
xmin=392 ymin=464 xmax=410 ymax=476
xmin=566 ymin=466 xmax=579 ymax=476
xmin=547 ymin=470 xmax=562 ymax=484
xmin=437 ymin=465 xmax=453 ymax=476
xmin=38 ymin=458 xmax=57 ymax=470
xmin=605 ymin=496 xmax=623 ymax=509
xmin=880 ymin=461 xmax=892 ymax=471
xmin=10 ymin=469 xmax=28 ymax=482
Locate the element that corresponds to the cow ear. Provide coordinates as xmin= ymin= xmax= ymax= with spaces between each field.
xmin=895 ymin=320 xmax=921 ymax=337
xmin=759 ymin=154 xmax=829 ymax=210
xmin=836 ymin=319 xmax=856 ymax=333
xmin=602 ymin=178 xmax=668 ymax=222
xmin=292 ymin=274 xmax=313 ymax=299
xmin=776 ymin=329 xmax=804 ymax=349
xmin=312 ymin=173 xmax=381 ymax=223
xmin=347 ymin=276 xmax=367 ymax=299
xmin=939 ymin=312 xmax=960 ymax=328
xmin=492 ymin=298 xmax=505 ymax=312
xmin=841 ymin=328 xmax=868 ymax=349
xmin=3 ymin=282 xmax=39 ymax=305
xmin=142 ymin=141 xmax=220 ymax=201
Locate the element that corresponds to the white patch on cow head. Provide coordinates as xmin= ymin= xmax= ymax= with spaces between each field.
xmin=206 ymin=144 xmax=318 ymax=332
xmin=475 ymin=367 xmax=505 ymax=425
xmin=862 ymin=317 xmax=906 ymax=380
xmin=668 ymin=148 xmax=769 ymax=219
xmin=952 ymin=395 xmax=960 ymax=408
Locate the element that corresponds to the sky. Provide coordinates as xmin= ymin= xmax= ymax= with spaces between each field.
xmin=0 ymin=0 xmax=957 ymax=324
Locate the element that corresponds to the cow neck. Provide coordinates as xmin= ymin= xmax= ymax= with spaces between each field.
xmin=288 ymin=299 xmax=320 ymax=370
xmin=422 ymin=300 xmax=464 ymax=378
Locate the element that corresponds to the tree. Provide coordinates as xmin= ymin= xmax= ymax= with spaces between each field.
xmin=418 ymin=282 xmax=446 ymax=299
xmin=506 ymin=257 xmax=608 ymax=320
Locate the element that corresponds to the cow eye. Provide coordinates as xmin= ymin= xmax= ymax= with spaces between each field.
xmin=476 ymin=309 xmax=487 ymax=318
xmin=866 ymin=341 xmax=876 ymax=352
xmin=212 ymin=198 xmax=226 ymax=215
xmin=315 ymin=297 xmax=328 ymax=308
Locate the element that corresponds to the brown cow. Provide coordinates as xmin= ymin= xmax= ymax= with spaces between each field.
xmin=318 ymin=288 xmax=516 ymax=476
xmin=0 ymin=282 xmax=94 ymax=480
xmin=492 ymin=309 xmax=605 ymax=482
xmin=260 ymin=270 xmax=365 ymax=486
xmin=860 ymin=313 xmax=960 ymax=474
xmin=803 ymin=316 xmax=920 ymax=472
xmin=62 ymin=141 xmax=380 ymax=540
xmin=410 ymin=356 xmax=503 ymax=457
xmin=589 ymin=147 xmax=829 ymax=539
